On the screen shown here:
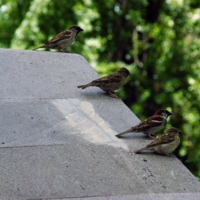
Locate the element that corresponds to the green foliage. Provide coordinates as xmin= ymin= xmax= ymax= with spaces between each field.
xmin=187 ymin=155 xmax=200 ymax=164
xmin=1 ymin=0 xmax=200 ymax=179
xmin=0 ymin=0 xmax=32 ymax=47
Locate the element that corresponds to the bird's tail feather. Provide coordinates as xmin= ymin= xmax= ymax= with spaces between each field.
xmin=33 ymin=47 xmax=40 ymax=50
xmin=33 ymin=45 xmax=44 ymax=50
xmin=134 ymin=147 xmax=147 ymax=154
xmin=77 ymin=84 xmax=90 ymax=89
xmin=33 ymin=43 xmax=51 ymax=50
xmin=115 ymin=128 xmax=133 ymax=138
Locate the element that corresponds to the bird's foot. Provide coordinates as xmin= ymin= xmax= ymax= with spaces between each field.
xmin=108 ymin=91 xmax=120 ymax=99
xmin=148 ymin=134 xmax=156 ymax=140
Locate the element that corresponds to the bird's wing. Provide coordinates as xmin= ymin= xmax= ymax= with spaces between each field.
xmin=146 ymin=132 xmax=175 ymax=147
xmin=135 ymin=115 xmax=163 ymax=131
xmin=48 ymin=30 xmax=72 ymax=43
xmin=92 ymin=74 xmax=122 ymax=84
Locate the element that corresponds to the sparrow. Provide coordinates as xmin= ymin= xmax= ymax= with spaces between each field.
xmin=77 ymin=67 xmax=131 ymax=98
xmin=134 ymin=127 xmax=181 ymax=155
xmin=33 ymin=25 xmax=83 ymax=52
xmin=116 ymin=109 xmax=172 ymax=139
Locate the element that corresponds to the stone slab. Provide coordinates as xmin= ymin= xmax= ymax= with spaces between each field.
xmin=0 ymin=49 xmax=200 ymax=199
xmin=52 ymin=193 xmax=200 ymax=200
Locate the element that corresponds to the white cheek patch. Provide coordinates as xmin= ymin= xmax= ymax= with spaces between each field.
xmin=152 ymin=120 xmax=162 ymax=123
xmin=161 ymin=114 xmax=168 ymax=119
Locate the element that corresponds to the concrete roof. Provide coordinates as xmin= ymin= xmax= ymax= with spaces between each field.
xmin=0 ymin=48 xmax=200 ymax=200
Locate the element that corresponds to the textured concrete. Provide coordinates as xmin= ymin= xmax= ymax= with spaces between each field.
xmin=0 ymin=48 xmax=200 ymax=200
xmin=48 ymin=193 xmax=200 ymax=200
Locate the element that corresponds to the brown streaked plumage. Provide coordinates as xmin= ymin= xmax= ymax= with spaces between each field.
xmin=116 ymin=109 xmax=172 ymax=139
xmin=77 ymin=67 xmax=131 ymax=98
xmin=33 ymin=25 xmax=83 ymax=52
xmin=134 ymin=127 xmax=181 ymax=155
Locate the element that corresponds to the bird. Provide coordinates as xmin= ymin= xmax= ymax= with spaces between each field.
xmin=77 ymin=67 xmax=131 ymax=98
xmin=116 ymin=109 xmax=172 ymax=139
xmin=33 ymin=25 xmax=83 ymax=52
xmin=134 ymin=127 xmax=181 ymax=155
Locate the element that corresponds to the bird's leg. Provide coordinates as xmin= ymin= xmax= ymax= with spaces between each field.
xmin=148 ymin=133 xmax=156 ymax=139
xmin=165 ymin=153 xmax=175 ymax=157
xmin=63 ymin=49 xmax=70 ymax=53
xmin=107 ymin=91 xmax=120 ymax=99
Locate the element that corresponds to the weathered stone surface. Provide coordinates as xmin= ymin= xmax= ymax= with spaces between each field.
xmin=0 ymin=48 xmax=199 ymax=200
